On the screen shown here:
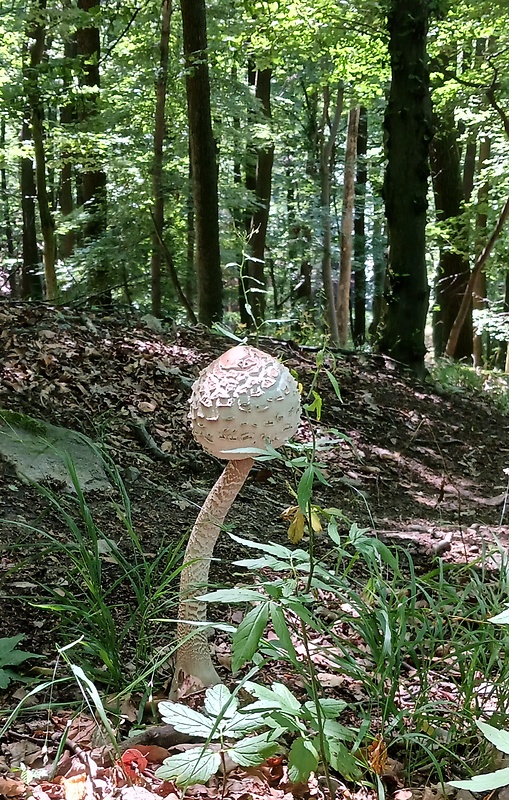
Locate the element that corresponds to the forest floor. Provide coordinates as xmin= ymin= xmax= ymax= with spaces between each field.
xmin=1 ymin=301 xmax=509 ymax=800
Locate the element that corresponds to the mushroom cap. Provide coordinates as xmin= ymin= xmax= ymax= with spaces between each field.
xmin=189 ymin=345 xmax=301 ymax=460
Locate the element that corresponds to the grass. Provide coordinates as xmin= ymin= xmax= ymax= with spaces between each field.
xmin=1 ymin=443 xmax=185 ymax=691
xmin=431 ymin=358 xmax=509 ymax=413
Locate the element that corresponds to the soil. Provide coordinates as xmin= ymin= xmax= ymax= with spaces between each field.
xmin=1 ymin=301 xmax=508 ymax=798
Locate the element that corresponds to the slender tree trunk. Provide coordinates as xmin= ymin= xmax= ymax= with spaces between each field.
xmin=180 ymin=0 xmax=223 ymax=325
xmin=430 ymin=108 xmax=472 ymax=360
xmin=378 ymin=0 xmax=432 ymax=377
xmin=369 ymin=213 xmax=387 ymax=341
xmin=320 ymin=85 xmax=343 ymax=345
xmin=151 ymin=0 xmax=172 ymax=318
xmin=59 ymin=36 xmax=77 ymax=260
xmin=472 ymin=137 xmax=490 ymax=366
xmin=446 ymin=197 xmax=509 ymax=357
xmin=20 ymin=118 xmax=43 ymax=300
xmin=337 ymin=106 xmax=360 ymax=346
xmin=245 ymin=68 xmax=274 ymax=328
xmin=24 ymin=0 xmax=57 ymax=301
xmin=353 ymin=107 xmax=367 ymax=346
xmin=1 ymin=121 xmax=16 ymax=296
xmin=77 ymin=0 xmax=110 ymax=306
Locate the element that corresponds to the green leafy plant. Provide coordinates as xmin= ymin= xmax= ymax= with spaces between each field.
xmin=0 ymin=635 xmax=41 ymax=688
xmin=242 ymin=680 xmax=361 ymax=782
xmin=5 ymin=444 xmax=184 ymax=689
xmin=155 ymin=684 xmax=278 ymax=787
xmin=449 ymin=722 xmax=509 ymax=791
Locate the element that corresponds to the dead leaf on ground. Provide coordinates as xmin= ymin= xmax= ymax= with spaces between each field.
xmin=0 ymin=777 xmax=26 ymax=798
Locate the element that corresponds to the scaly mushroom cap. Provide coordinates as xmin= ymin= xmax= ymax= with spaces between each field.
xmin=189 ymin=345 xmax=301 ymax=460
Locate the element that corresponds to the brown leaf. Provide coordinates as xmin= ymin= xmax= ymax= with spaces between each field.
xmin=0 ymin=777 xmax=26 ymax=798
xmin=134 ymin=746 xmax=170 ymax=764
xmin=138 ymin=401 xmax=157 ymax=413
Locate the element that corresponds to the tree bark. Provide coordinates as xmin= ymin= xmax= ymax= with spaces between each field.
xmin=151 ymin=0 xmax=171 ymax=319
xmin=24 ymin=0 xmax=58 ymax=301
xmin=20 ymin=118 xmax=43 ymax=300
xmin=77 ymin=0 xmax=110 ymax=307
xmin=472 ymin=137 xmax=490 ymax=366
xmin=378 ymin=0 xmax=432 ymax=377
xmin=320 ymin=85 xmax=343 ymax=345
xmin=430 ymin=108 xmax=472 ymax=360
xmin=180 ymin=0 xmax=223 ymax=325
xmin=245 ymin=68 xmax=274 ymax=328
xmin=369 ymin=212 xmax=387 ymax=341
xmin=353 ymin=107 xmax=367 ymax=346
xmin=59 ymin=36 xmax=77 ymax=260
xmin=1 ymin=121 xmax=16 ymax=296
xmin=337 ymin=106 xmax=359 ymax=346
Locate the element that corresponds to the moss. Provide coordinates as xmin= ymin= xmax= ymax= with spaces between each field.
xmin=0 ymin=409 xmax=46 ymax=436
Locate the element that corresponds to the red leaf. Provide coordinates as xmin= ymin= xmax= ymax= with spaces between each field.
xmin=120 ymin=749 xmax=149 ymax=780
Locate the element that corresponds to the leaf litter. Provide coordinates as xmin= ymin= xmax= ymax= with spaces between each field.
xmin=1 ymin=302 xmax=509 ymax=799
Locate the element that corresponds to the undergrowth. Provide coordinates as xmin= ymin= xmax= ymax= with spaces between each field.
xmin=431 ymin=358 xmax=509 ymax=413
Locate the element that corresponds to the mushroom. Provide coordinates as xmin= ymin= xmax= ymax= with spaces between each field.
xmin=170 ymin=344 xmax=301 ymax=699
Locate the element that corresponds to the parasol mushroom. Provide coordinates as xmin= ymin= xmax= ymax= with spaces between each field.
xmin=170 ymin=344 xmax=301 ymax=699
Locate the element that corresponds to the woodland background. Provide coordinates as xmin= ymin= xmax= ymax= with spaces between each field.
xmin=0 ymin=0 xmax=509 ymax=375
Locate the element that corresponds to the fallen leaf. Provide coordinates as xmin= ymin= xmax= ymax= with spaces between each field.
xmin=0 ymin=777 xmax=26 ymax=798
xmin=59 ymin=774 xmax=87 ymax=800
xmin=135 ymin=745 xmax=170 ymax=763
xmin=120 ymin=749 xmax=148 ymax=781
xmin=138 ymin=402 xmax=157 ymax=413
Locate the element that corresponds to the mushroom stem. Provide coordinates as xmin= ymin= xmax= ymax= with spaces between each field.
xmin=170 ymin=457 xmax=255 ymax=699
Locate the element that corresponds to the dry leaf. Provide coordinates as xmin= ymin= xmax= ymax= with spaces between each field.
xmin=134 ymin=745 xmax=170 ymax=764
xmin=138 ymin=401 xmax=157 ymax=413
xmin=59 ymin=774 xmax=87 ymax=800
xmin=0 ymin=777 xmax=26 ymax=798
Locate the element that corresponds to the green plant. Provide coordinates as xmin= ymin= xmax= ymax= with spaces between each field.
xmin=155 ymin=684 xmax=278 ymax=787
xmin=4 ymin=444 xmax=184 ymax=689
xmin=449 ymin=722 xmax=509 ymax=791
xmin=241 ymin=680 xmax=361 ymax=782
xmin=0 ymin=635 xmax=41 ymax=688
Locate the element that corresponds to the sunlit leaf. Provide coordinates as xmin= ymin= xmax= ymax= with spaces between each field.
xmin=155 ymin=748 xmax=221 ymax=786
xmin=232 ymin=603 xmax=269 ymax=673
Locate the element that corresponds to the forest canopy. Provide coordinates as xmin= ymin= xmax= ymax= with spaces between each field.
xmin=1 ymin=0 xmax=508 ymax=375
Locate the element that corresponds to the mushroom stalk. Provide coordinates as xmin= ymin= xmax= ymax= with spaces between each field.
xmin=171 ymin=345 xmax=301 ymax=700
xmin=170 ymin=457 xmax=254 ymax=698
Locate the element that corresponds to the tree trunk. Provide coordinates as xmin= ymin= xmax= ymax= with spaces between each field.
xmin=320 ymin=85 xmax=343 ymax=345
xmin=369 ymin=212 xmax=387 ymax=341
xmin=77 ymin=0 xmax=110 ymax=307
xmin=245 ymin=68 xmax=274 ymax=328
xmin=151 ymin=0 xmax=171 ymax=319
xmin=238 ymin=62 xmax=257 ymax=325
xmin=430 ymin=109 xmax=472 ymax=360
xmin=378 ymin=0 xmax=432 ymax=377
xmin=24 ymin=0 xmax=57 ymax=301
xmin=337 ymin=106 xmax=360 ymax=346
xmin=446 ymin=197 xmax=509 ymax=358
xmin=180 ymin=0 xmax=223 ymax=325
xmin=353 ymin=107 xmax=367 ymax=346
xmin=472 ymin=137 xmax=490 ymax=366
xmin=20 ymin=118 xmax=43 ymax=300
xmin=1 ymin=121 xmax=16 ymax=296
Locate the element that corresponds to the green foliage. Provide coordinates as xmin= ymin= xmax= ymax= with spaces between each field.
xmin=0 ymin=635 xmax=41 ymax=689
xmin=156 ymin=684 xmax=278 ymax=787
xmin=7 ymin=447 xmax=184 ymax=689
xmin=0 ymin=409 xmax=46 ymax=436
xmin=200 ymin=525 xmax=509 ymax=782
xmin=431 ymin=358 xmax=509 ymax=413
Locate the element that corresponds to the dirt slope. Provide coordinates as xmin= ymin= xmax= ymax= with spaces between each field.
xmin=1 ymin=300 xmax=508 ymax=652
